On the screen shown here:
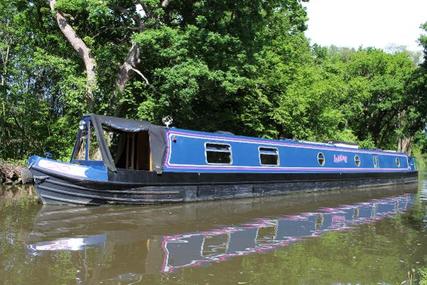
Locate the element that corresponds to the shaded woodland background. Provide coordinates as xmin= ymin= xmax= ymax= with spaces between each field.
xmin=0 ymin=0 xmax=426 ymax=160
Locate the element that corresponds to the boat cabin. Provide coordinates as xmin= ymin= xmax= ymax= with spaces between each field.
xmin=69 ymin=114 xmax=416 ymax=176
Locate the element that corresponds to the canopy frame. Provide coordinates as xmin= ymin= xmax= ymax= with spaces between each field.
xmin=72 ymin=114 xmax=167 ymax=174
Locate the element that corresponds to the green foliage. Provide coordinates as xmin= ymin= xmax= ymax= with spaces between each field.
xmin=342 ymin=49 xmax=418 ymax=148
xmin=420 ymin=267 xmax=427 ymax=285
xmin=0 ymin=0 xmax=426 ymax=161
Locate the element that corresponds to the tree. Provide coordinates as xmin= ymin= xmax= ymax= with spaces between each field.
xmin=0 ymin=0 xmax=425 ymax=161
xmin=404 ymin=22 xmax=427 ymax=153
xmin=343 ymin=49 xmax=417 ymax=150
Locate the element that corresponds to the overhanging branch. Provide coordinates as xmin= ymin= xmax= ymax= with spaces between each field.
xmin=49 ymin=0 xmax=97 ymax=106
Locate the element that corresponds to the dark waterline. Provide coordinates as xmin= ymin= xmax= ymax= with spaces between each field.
xmin=0 ymin=181 xmax=426 ymax=285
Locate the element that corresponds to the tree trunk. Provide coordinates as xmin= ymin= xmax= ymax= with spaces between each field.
xmin=396 ymin=110 xmax=412 ymax=154
xmin=398 ymin=137 xmax=412 ymax=154
xmin=116 ymin=43 xmax=145 ymax=92
xmin=1 ymin=44 xmax=10 ymax=86
xmin=113 ymin=0 xmax=173 ymax=113
xmin=115 ymin=0 xmax=175 ymax=92
xmin=49 ymin=0 xmax=96 ymax=108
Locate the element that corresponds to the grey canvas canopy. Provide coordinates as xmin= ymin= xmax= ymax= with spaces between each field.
xmin=88 ymin=114 xmax=167 ymax=174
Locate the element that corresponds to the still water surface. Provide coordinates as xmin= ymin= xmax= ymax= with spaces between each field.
xmin=0 ymin=181 xmax=426 ymax=285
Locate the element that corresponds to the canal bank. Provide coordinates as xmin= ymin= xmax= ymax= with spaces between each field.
xmin=0 ymin=161 xmax=32 ymax=185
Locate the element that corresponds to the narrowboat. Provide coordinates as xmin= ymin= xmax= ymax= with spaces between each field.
xmin=28 ymin=114 xmax=418 ymax=205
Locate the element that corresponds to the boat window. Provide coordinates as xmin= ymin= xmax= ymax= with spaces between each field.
xmin=259 ymin=147 xmax=279 ymax=166
xmin=205 ymin=143 xmax=232 ymax=164
xmin=317 ymin=152 xmax=325 ymax=166
xmin=373 ymin=155 xmax=379 ymax=168
xmin=395 ymin=157 xmax=401 ymax=168
xmin=354 ymin=155 xmax=361 ymax=167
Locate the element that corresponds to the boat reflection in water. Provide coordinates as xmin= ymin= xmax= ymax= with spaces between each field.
xmin=160 ymin=194 xmax=412 ymax=272
xmin=27 ymin=188 xmax=416 ymax=281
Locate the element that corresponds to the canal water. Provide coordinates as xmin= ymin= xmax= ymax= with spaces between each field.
xmin=0 ymin=180 xmax=426 ymax=285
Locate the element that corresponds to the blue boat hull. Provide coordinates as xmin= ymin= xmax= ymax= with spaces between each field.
xmin=30 ymin=166 xmax=418 ymax=205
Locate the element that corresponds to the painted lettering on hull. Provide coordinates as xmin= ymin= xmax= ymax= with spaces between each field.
xmin=333 ymin=154 xmax=348 ymax=164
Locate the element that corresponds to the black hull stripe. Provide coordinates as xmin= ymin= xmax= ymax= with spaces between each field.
xmin=34 ymin=179 xmax=418 ymax=206
xmin=46 ymin=178 xmax=181 ymax=195
xmin=38 ymin=184 xmax=184 ymax=203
